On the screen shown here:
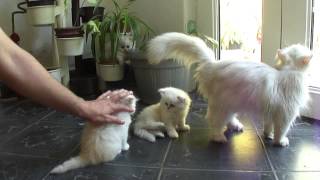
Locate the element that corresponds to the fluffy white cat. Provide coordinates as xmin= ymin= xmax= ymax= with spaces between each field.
xmin=147 ymin=32 xmax=312 ymax=147
xmin=133 ymin=87 xmax=192 ymax=142
xmin=117 ymin=32 xmax=136 ymax=65
xmin=50 ymin=94 xmax=137 ymax=174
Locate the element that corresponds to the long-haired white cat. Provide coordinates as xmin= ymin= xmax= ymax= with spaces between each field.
xmin=147 ymin=32 xmax=312 ymax=147
xmin=50 ymin=94 xmax=137 ymax=173
xmin=133 ymin=87 xmax=192 ymax=142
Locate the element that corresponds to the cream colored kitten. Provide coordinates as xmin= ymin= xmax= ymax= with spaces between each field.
xmin=50 ymin=94 xmax=137 ymax=173
xmin=133 ymin=87 xmax=192 ymax=142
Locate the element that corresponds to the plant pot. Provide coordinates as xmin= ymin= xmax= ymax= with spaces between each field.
xmin=80 ymin=6 xmax=105 ymax=23
xmin=55 ymin=27 xmax=84 ymax=56
xmin=130 ymin=52 xmax=193 ymax=104
xmin=27 ymin=0 xmax=56 ymax=26
xmin=47 ymin=67 xmax=61 ymax=83
xmin=97 ymin=63 xmax=124 ymax=82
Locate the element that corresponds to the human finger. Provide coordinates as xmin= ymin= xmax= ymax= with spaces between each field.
xmin=112 ymin=104 xmax=134 ymax=113
xmin=104 ymin=114 xmax=125 ymax=124
xmin=97 ymin=90 xmax=112 ymax=100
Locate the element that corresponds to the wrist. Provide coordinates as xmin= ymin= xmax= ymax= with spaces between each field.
xmin=74 ymin=98 xmax=89 ymax=120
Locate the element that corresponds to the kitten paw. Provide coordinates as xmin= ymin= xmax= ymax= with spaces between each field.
xmin=263 ymin=132 xmax=274 ymax=140
xmin=227 ymin=121 xmax=244 ymax=132
xmin=274 ymin=137 xmax=289 ymax=147
xmin=50 ymin=165 xmax=64 ymax=174
xmin=122 ymin=143 xmax=130 ymax=151
xmin=179 ymin=124 xmax=190 ymax=131
xmin=153 ymin=131 xmax=165 ymax=138
xmin=145 ymin=136 xmax=156 ymax=142
xmin=211 ymin=134 xmax=228 ymax=143
xmin=168 ymin=131 xmax=179 ymax=139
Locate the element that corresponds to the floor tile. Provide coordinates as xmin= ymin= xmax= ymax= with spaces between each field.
xmin=165 ymin=128 xmax=271 ymax=171
xmin=45 ymin=165 xmax=159 ymax=180
xmin=161 ymin=169 xmax=276 ymax=180
xmin=41 ymin=110 xmax=85 ymax=126
xmin=108 ymin=136 xmax=171 ymax=167
xmin=0 ymin=101 xmax=52 ymax=143
xmin=0 ymin=152 xmax=58 ymax=180
xmin=265 ymin=135 xmax=320 ymax=171
xmin=0 ymin=98 xmax=21 ymax=113
xmin=277 ymin=172 xmax=320 ymax=180
xmin=0 ymin=121 xmax=82 ymax=159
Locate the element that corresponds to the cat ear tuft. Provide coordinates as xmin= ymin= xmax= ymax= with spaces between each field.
xmin=277 ymin=49 xmax=286 ymax=61
xmin=158 ymin=88 xmax=166 ymax=96
xmin=177 ymin=96 xmax=185 ymax=103
xmin=302 ymin=55 xmax=312 ymax=65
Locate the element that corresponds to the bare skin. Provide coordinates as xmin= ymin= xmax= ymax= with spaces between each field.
xmin=0 ymin=27 xmax=133 ymax=125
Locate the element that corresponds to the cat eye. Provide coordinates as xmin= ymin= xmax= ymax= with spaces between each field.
xmin=127 ymin=45 xmax=130 ymax=48
xmin=121 ymin=46 xmax=125 ymax=49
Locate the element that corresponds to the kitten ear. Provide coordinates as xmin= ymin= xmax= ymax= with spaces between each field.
xmin=302 ymin=55 xmax=312 ymax=65
xmin=177 ymin=96 xmax=185 ymax=103
xmin=277 ymin=49 xmax=286 ymax=61
xmin=158 ymin=88 xmax=166 ymax=96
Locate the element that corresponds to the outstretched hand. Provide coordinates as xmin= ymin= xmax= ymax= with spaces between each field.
xmin=80 ymin=89 xmax=134 ymax=125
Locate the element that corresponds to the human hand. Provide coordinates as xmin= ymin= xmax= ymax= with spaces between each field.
xmin=79 ymin=89 xmax=134 ymax=125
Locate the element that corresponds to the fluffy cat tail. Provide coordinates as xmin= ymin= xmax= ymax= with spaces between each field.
xmin=133 ymin=121 xmax=165 ymax=142
xmin=147 ymin=32 xmax=215 ymax=67
xmin=50 ymin=156 xmax=88 ymax=174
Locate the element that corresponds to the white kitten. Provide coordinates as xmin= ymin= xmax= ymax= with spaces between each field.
xmin=117 ymin=32 xmax=136 ymax=65
xmin=147 ymin=32 xmax=312 ymax=147
xmin=50 ymin=94 xmax=137 ymax=173
xmin=133 ymin=87 xmax=192 ymax=142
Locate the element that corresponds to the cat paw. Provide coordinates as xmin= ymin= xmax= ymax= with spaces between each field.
xmin=153 ymin=131 xmax=165 ymax=138
xmin=168 ymin=131 xmax=179 ymax=139
xmin=179 ymin=124 xmax=190 ymax=132
xmin=263 ymin=132 xmax=274 ymax=140
xmin=227 ymin=121 xmax=244 ymax=132
xmin=274 ymin=137 xmax=289 ymax=147
xmin=122 ymin=143 xmax=130 ymax=151
xmin=145 ymin=136 xmax=156 ymax=142
xmin=50 ymin=165 xmax=64 ymax=174
xmin=211 ymin=134 xmax=228 ymax=143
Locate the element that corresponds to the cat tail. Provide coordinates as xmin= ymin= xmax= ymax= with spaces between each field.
xmin=133 ymin=121 xmax=165 ymax=142
xmin=50 ymin=156 xmax=88 ymax=174
xmin=147 ymin=32 xmax=215 ymax=67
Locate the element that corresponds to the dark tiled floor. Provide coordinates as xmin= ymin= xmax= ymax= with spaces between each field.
xmin=0 ymin=93 xmax=320 ymax=180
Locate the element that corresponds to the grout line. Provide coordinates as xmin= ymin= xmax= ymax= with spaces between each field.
xmin=157 ymin=140 xmax=172 ymax=180
xmin=162 ymin=167 xmax=275 ymax=173
xmin=252 ymin=118 xmax=280 ymax=180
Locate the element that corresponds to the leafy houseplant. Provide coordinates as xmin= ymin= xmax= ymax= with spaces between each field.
xmin=85 ymin=0 xmax=153 ymax=81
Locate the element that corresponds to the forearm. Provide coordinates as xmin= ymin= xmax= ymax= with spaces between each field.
xmin=0 ymin=28 xmax=86 ymax=117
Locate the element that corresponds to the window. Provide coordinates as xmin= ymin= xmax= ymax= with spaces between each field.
xmin=309 ymin=0 xmax=320 ymax=88
xmin=219 ymin=0 xmax=262 ymax=61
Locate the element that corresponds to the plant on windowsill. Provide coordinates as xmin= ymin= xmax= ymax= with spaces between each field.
xmin=85 ymin=0 xmax=153 ymax=82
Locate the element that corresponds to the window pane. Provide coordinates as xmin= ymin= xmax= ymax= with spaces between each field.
xmin=220 ymin=0 xmax=262 ymax=61
xmin=309 ymin=0 xmax=320 ymax=88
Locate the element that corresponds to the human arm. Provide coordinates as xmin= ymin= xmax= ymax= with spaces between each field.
xmin=0 ymin=27 xmax=132 ymax=124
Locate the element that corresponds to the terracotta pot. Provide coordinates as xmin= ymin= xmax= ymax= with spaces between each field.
xmin=26 ymin=0 xmax=56 ymax=25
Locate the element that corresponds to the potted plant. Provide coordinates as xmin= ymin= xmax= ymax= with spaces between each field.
xmin=26 ymin=0 xmax=57 ymax=26
xmin=131 ymin=20 xmax=218 ymax=104
xmin=54 ymin=0 xmax=104 ymax=56
xmin=85 ymin=0 xmax=153 ymax=82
